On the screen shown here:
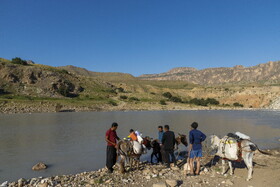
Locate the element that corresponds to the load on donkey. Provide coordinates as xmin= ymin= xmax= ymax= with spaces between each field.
xmin=210 ymin=132 xmax=271 ymax=181
xmin=118 ymin=131 xmax=188 ymax=173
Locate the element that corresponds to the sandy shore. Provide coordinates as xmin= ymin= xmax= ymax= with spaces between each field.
xmin=2 ymin=149 xmax=280 ymax=187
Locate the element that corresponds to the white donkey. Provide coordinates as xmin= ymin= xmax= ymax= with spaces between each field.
xmin=210 ymin=134 xmax=271 ymax=181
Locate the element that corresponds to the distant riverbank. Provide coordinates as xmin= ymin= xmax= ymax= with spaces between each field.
xmin=0 ymin=100 xmax=273 ymax=114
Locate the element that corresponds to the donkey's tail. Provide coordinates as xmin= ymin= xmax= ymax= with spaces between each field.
xmin=250 ymin=142 xmax=272 ymax=155
xmin=257 ymin=147 xmax=272 ymax=155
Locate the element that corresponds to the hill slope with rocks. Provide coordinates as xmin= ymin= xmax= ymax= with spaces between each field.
xmin=1 ymin=57 xmax=280 ymax=113
xmin=140 ymin=61 xmax=280 ymax=85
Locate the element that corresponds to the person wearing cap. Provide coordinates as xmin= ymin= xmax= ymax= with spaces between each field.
xmin=105 ymin=122 xmax=120 ymax=173
xmin=188 ymin=122 xmax=206 ymax=176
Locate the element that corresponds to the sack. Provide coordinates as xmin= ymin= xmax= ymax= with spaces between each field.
xmin=235 ymin=132 xmax=250 ymax=140
xmin=132 ymin=141 xmax=142 ymax=154
xmin=216 ymin=136 xmax=239 ymax=160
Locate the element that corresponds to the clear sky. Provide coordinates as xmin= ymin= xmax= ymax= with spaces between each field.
xmin=0 ymin=0 xmax=279 ymax=76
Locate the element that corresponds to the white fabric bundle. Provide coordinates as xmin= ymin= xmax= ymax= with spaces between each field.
xmin=235 ymin=132 xmax=251 ymax=140
xmin=216 ymin=136 xmax=239 ymax=160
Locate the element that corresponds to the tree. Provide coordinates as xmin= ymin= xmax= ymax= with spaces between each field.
xmin=11 ymin=57 xmax=28 ymax=65
xmin=162 ymin=92 xmax=172 ymax=99
xmin=170 ymin=96 xmax=182 ymax=103
xmin=160 ymin=100 xmax=167 ymax=105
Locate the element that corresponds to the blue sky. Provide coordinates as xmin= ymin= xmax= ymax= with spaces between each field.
xmin=0 ymin=0 xmax=279 ymax=76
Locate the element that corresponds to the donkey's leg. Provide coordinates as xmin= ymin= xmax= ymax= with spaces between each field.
xmin=228 ymin=161 xmax=233 ymax=175
xmin=222 ymin=159 xmax=226 ymax=174
xmin=119 ymin=155 xmax=126 ymax=174
xmin=247 ymin=153 xmax=254 ymax=181
xmin=243 ymin=153 xmax=253 ymax=181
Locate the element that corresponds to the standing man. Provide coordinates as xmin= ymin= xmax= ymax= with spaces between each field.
xmin=162 ymin=125 xmax=176 ymax=168
xmin=105 ymin=122 xmax=120 ymax=173
xmin=158 ymin=126 xmax=164 ymax=144
xmin=188 ymin=122 xmax=206 ymax=176
xmin=157 ymin=126 xmax=164 ymax=162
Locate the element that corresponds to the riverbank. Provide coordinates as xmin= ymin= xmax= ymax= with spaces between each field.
xmin=2 ymin=149 xmax=280 ymax=187
xmin=0 ymin=100 xmax=274 ymax=114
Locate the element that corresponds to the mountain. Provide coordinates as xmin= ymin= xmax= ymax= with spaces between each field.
xmin=139 ymin=61 xmax=280 ymax=85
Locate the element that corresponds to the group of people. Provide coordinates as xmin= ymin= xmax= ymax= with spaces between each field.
xmin=105 ymin=121 xmax=206 ymax=176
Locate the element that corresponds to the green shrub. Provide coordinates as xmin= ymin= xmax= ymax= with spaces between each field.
xmin=108 ymin=100 xmax=118 ymax=106
xmin=170 ymin=96 xmax=182 ymax=103
xmin=129 ymin=97 xmax=140 ymax=101
xmin=233 ymin=102 xmax=244 ymax=107
xmin=162 ymin=92 xmax=172 ymax=99
xmin=160 ymin=100 xmax=167 ymax=105
xmin=189 ymin=97 xmax=220 ymax=106
xmin=119 ymin=95 xmax=128 ymax=100
xmin=11 ymin=57 xmax=28 ymax=65
xmin=206 ymin=98 xmax=220 ymax=105
xmin=61 ymin=69 xmax=69 ymax=74
xmin=116 ymin=87 xmax=125 ymax=93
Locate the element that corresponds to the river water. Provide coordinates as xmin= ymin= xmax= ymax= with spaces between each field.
xmin=0 ymin=110 xmax=280 ymax=182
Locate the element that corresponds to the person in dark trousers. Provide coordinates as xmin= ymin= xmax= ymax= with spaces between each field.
xmin=157 ymin=125 xmax=164 ymax=163
xmin=188 ymin=122 xmax=206 ymax=176
xmin=105 ymin=122 xmax=120 ymax=173
xmin=162 ymin=125 xmax=176 ymax=168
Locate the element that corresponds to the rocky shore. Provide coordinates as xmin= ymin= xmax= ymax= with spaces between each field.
xmin=0 ymin=100 xmax=274 ymax=115
xmin=2 ymin=149 xmax=280 ymax=187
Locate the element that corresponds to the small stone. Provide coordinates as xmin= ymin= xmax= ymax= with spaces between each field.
xmin=166 ymin=179 xmax=177 ymax=187
xmin=171 ymin=166 xmax=179 ymax=171
xmin=225 ymin=179 xmax=234 ymax=185
xmin=32 ymin=162 xmax=47 ymax=171
xmin=89 ymin=179 xmax=95 ymax=185
xmin=145 ymin=176 xmax=151 ymax=180
xmin=142 ymin=169 xmax=151 ymax=175
xmin=203 ymin=167 xmax=209 ymax=172
xmin=18 ymin=178 xmax=26 ymax=187
xmin=152 ymin=174 xmax=158 ymax=178
xmin=37 ymin=183 xmax=48 ymax=187
xmin=153 ymin=182 xmax=167 ymax=187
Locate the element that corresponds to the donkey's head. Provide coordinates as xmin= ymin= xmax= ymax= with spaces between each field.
xmin=210 ymin=135 xmax=220 ymax=149
xmin=176 ymin=133 xmax=188 ymax=147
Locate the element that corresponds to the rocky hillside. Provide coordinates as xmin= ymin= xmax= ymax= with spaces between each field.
xmin=140 ymin=61 xmax=280 ymax=85
xmin=0 ymin=58 xmax=114 ymax=98
xmin=58 ymin=65 xmax=137 ymax=81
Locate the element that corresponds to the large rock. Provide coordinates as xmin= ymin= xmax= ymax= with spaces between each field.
xmin=153 ymin=182 xmax=167 ymax=187
xmin=32 ymin=162 xmax=47 ymax=171
xmin=166 ymin=179 xmax=177 ymax=187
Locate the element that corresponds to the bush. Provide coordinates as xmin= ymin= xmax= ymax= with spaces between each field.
xmin=11 ymin=57 xmax=28 ymax=65
xmin=170 ymin=96 xmax=182 ymax=103
xmin=108 ymin=100 xmax=118 ymax=106
xmin=61 ymin=69 xmax=69 ymax=74
xmin=119 ymin=95 xmax=128 ymax=100
xmin=233 ymin=102 xmax=244 ymax=107
xmin=116 ymin=87 xmax=125 ymax=93
xmin=129 ymin=97 xmax=140 ymax=101
xmin=206 ymin=98 xmax=220 ymax=105
xmin=159 ymin=100 xmax=167 ymax=105
xmin=162 ymin=92 xmax=172 ymax=99
xmin=150 ymin=92 xmax=156 ymax=95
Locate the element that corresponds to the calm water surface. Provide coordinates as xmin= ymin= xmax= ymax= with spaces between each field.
xmin=0 ymin=110 xmax=280 ymax=182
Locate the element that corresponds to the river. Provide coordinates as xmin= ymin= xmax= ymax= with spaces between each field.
xmin=0 ymin=110 xmax=280 ymax=182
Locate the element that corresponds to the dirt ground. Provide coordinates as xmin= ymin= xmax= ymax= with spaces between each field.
xmin=143 ymin=149 xmax=280 ymax=187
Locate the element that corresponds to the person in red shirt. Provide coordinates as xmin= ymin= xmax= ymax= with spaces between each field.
xmin=105 ymin=122 xmax=120 ymax=173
